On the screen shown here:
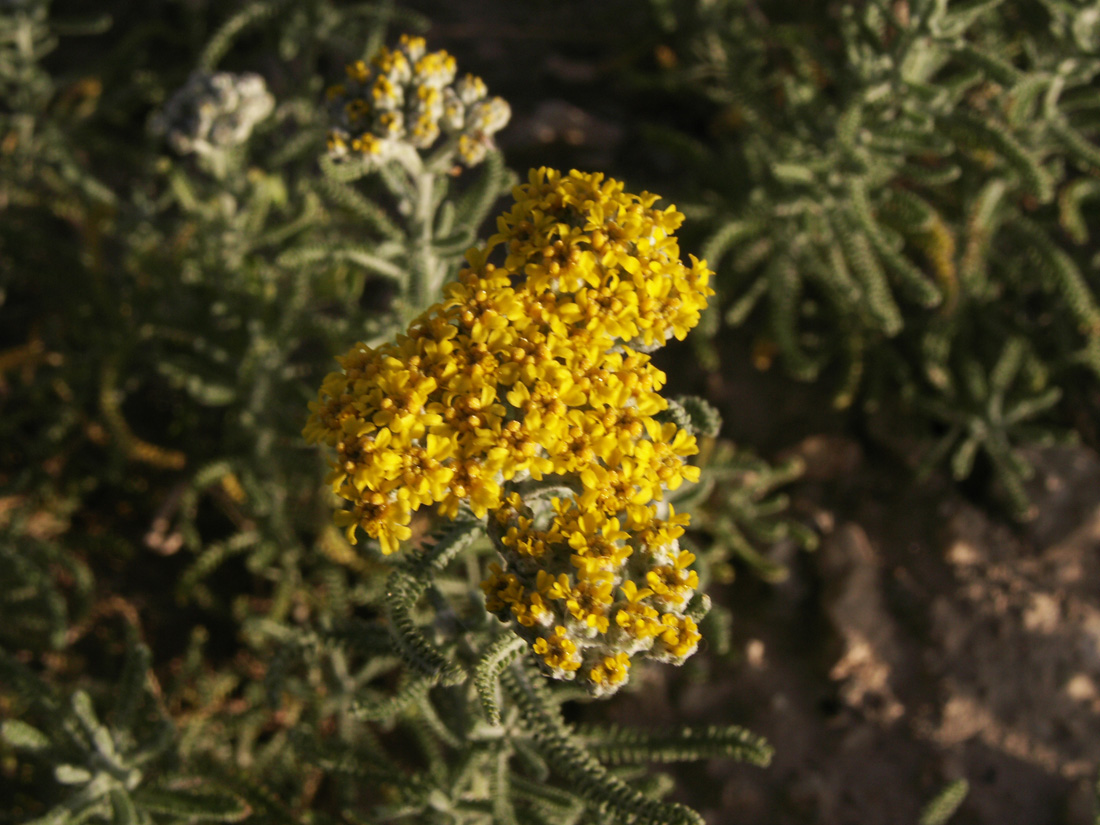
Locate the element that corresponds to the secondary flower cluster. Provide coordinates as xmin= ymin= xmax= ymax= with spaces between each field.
xmin=325 ymin=34 xmax=510 ymax=167
xmin=305 ymin=168 xmax=714 ymax=695
xmin=153 ymin=71 xmax=274 ymax=157
xmin=483 ymin=493 xmax=702 ymax=696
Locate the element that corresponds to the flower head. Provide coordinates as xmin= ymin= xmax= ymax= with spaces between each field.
xmin=153 ymin=70 xmax=273 ymax=156
xmin=306 ymin=169 xmax=713 ymax=696
xmin=326 ymin=35 xmax=510 ymax=168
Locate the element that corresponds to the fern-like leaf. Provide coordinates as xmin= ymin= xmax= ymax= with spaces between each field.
xmin=384 ymin=570 xmax=465 ymax=686
xmin=475 ymin=634 xmax=526 ymax=725
xmin=502 ymin=667 xmax=705 ymax=825
xmin=132 ymin=785 xmax=251 ymax=822
xmin=942 ymin=111 xmax=1053 ymax=203
xmin=919 ymin=778 xmax=969 ymax=825
xmin=198 ymin=0 xmax=283 ymax=70
xmin=1 ymin=719 xmax=51 ymax=752
xmin=404 ymin=518 xmax=484 ymax=576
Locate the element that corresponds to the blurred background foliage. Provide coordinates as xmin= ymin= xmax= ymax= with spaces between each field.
xmin=637 ymin=0 xmax=1100 ymax=518
xmin=3 ymin=0 xmax=1100 ymax=822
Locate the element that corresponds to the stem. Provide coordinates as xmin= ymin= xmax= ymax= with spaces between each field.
xmin=413 ymin=171 xmax=435 ymax=303
xmin=390 ymin=143 xmax=463 ymax=318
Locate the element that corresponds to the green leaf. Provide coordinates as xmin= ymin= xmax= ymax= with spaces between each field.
xmin=677 ymin=395 xmax=723 ymax=438
xmin=767 ymin=254 xmax=827 ymax=380
xmin=277 ymin=244 xmax=406 ymax=283
xmin=951 ymin=42 xmax=1019 ymax=85
xmin=724 ymin=274 xmax=769 ymax=326
xmin=404 ymin=518 xmax=484 ymax=575
xmin=931 ymin=0 xmax=1005 ymax=38
xmin=1005 ymin=74 xmax=1050 ymax=127
xmin=919 ymin=778 xmax=969 ymax=825
xmin=313 ymin=174 xmax=403 ymax=240
xmin=112 ymin=640 xmax=151 ymax=736
xmin=110 ymin=789 xmax=139 ymax=825
xmin=199 ymin=1 xmax=282 ymax=70
xmin=55 ymin=764 xmax=94 ymax=785
xmin=1 ymin=719 xmax=51 ymax=752
xmin=491 ymin=749 xmax=520 ymax=825
xmin=1012 ymin=216 xmax=1100 ymax=334
xmin=656 ymin=396 xmax=723 ymax=439
xmin=834 ymin=217 xmax=903 ymax=336
xmin=941 ymin=111 xmax=1053 ymax=203
xmin=503 ymin=667 xmax=705 ymax=825
xmin=1058 ymin=179 xmax=1100 ymax=244
xmin=770 ymin=161 xmax=816 ymax=185
xmin=353 ymin=673 xmax=434 ymax=722
xmin=1052 ymin=119 xmax=1100 ymax=173
xmin=318 ymin=153 xmax=374 ymax=185
xmin=960 ymin=179 xmax=1007 ymax=296
xmin=383 ymin=570 xmax=465 ymax=686
xmin=71 ymin=691 xmax=120 ymax=766
xmin=578 ymin=723 xmax=773 ymax=767
xmin=703 ymin=220 xmax=764 ymax=269
xmin=132 ymin=785 xmax=251 ymax=822
xmin=432 ymin=229 xmax=477 ymax=257
xmin=989 ymin=338 xmax=1026 ymax=398
xmin=950 ymin=434 xmax=980 ymax=480
xmin=475 ymin=634 xmax=526 ymax=725
xmin=849 ymin=181 xmax=942 ymax=308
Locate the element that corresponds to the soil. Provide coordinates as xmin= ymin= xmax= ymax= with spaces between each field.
xmin=589 ymin=433 xmax=1100 ymax=825
xmin=689 ymin=440 xmax=1100 ymax=825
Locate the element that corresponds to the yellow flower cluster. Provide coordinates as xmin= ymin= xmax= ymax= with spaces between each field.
xmin=325 ymin=35 xmax=510 ymax=167
xmin=304 ymin=168 xmax=714 ymax=695
xmin=482 ymin=493 xmax=702 ymax=695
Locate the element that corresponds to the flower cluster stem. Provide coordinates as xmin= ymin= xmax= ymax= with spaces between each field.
xmin=411 ymin=169 xmax=438 ymax=317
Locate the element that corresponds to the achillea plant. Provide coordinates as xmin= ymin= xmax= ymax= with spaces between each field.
xmin=3 ymin=12 xmax=774 ymax=822
xmin=306 ymin=167 xmax=714 ymax=695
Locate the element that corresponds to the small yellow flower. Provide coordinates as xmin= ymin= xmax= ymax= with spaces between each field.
xmin=646 ymin=552 xmax=700 ymax=609
xmin=333 ymin=491 xmax=411 ymax=555
xmin=532 ymin=626 xmax=582 ymax=673
xmin=653 ymin=614 xmax=701 ymax=662
xmin=565 ymin=577 xmax=614 ymax=634
xmin=511 ymin=592 xmax=549 ymax=627
xmin=589 ymin=652 xmax=631 ymax=693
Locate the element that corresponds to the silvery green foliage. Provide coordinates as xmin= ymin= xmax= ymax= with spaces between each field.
xmin=0 ymin=521 xmax=93 ymax=654
xmin=151 ymin=70 xmax=274 ymax=157
xmin=1 ymin=0 xmax=59 ymax=173
xmin=647 ymin=0 xmax=1100 ymax=518
xmin=256 ymin=515 xmax=771 ymax=825
xmin=657 ymin=395 xmax=723 ymax=439
xmin=1 ymin=644 xmax=249 ymax=824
